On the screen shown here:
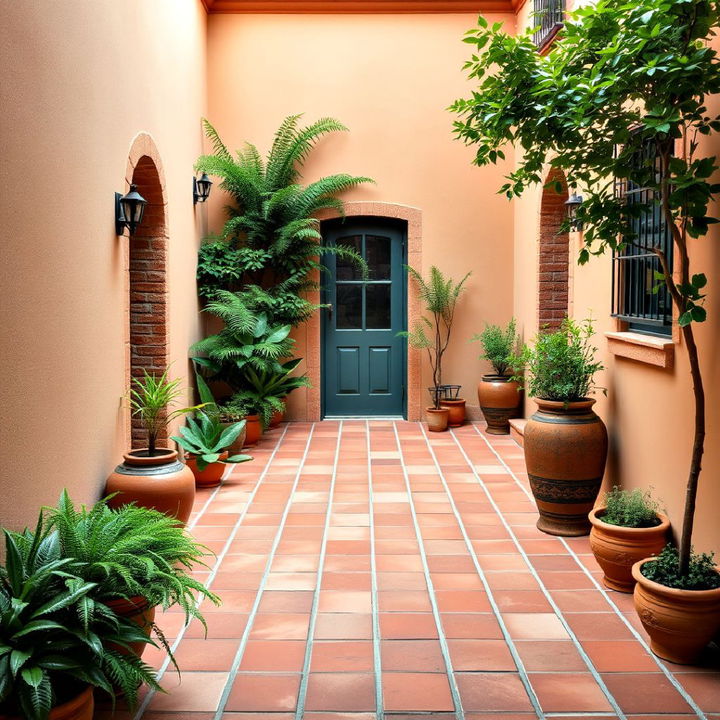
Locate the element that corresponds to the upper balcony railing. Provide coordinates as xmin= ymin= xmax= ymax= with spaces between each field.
xmin=533 ymin=0 xmax=565 ymax=51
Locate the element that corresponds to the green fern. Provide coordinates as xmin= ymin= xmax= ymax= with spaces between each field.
xmin=195 ymin=115 xmax=374 ymax=326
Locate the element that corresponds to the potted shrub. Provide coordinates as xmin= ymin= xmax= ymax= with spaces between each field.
xmin=106 ymin=368 xmax=201 ymax=524
xmin=172 ymin=411 xmax=253 ymax=488
xmin=513 ymin=318 xmax=607 ymax=536
xmin=195 ymin=369 xmax=247 ymax=451
xmin=589 ymin=487 xmax=670 ymax=592
xmin=401 ymin=266 xmax=470 ymax=432
xmin=46 ymin=491 xmax=220 ymax=659
xmin=0 ymin=518 xmax=159 ymax=720
xmin=451 ymin=0 xmax=720 ymax=662
xmin=471 ymin=318 xmax=522 ymax=434
xmin=632 ymin=546 xmax=720 ymax=664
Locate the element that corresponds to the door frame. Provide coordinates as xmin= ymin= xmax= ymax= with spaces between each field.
xmin=303 ymin=202 xmax=423 ymax=421
xmin=320 ymin=217 xmax=408 ymax=419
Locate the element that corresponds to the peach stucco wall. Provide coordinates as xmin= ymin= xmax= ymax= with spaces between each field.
xmin=204 ymin=11 xmax=517 ymax=421
xmin=0 ymin=1 xmax=208 ymax=532
xmin=510 ymin=2 xmax=720 ymax=555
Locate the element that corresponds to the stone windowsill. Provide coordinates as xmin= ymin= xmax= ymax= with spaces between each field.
xmin=605 ymin=331 xmax=675 ymax=369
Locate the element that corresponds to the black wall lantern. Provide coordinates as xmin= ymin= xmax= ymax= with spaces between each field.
xmin=115 ymin=184 xmax=147 ymax=236
xmin=565 ymin=190 xmax=584 ymax=231
xmin=193 ymin=173 xmax=213 ymax=204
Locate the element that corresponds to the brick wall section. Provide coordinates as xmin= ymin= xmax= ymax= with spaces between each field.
xmin=538 ymin=168 xmax=569 ymax=331
xmin=128 ymin=156 xmax=169 ymax=448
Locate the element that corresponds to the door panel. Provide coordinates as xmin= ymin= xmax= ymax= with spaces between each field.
xmin=322 ymin=219 xmax=406 ymax=417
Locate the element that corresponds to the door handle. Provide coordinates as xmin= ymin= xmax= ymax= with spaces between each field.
xmin=327 ymin=303 xmax=333 ymax=320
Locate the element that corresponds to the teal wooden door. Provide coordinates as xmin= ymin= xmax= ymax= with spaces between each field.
xmin=322 ymin=218 xmax=406 ymax=417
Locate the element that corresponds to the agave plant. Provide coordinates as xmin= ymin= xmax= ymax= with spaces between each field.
xmin=0 ymin=516 xmax=159 ymax=719
xmin=46 ymin=491 xmax=221 ymax=623
xmin=172 ymin=411 xmax=253 ymax=471
xmin=195 ymin=115 xmax=373 ymax=326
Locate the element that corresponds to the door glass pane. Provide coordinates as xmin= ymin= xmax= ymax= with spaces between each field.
xmin=365 ymin=235 xmax=391 ymax=280
xmin=365 ymin=284 xmax=391 ymax=329
xmin=336 ymin=284 xmax=362 ymax=329
xmin=336 ymin=235 xmax=362 ymax=281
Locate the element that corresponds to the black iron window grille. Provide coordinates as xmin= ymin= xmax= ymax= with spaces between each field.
xmin=612 ymin=140 xmax=674 ymax=336
xmin=533 ymin=0 xmax=565 ymax=50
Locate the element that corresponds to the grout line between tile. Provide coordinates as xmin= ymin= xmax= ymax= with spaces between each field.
xmin=450 ymin=426 xmax=626 ymax=720
xmin=294 ymin=420 xmax=344 ymax=719
xmin=471 ymin=423 xmax=708 ymax=720
xmin=367 ymin=419 xmax=385 ymax=719
xmin=211 ymin=422 xmax=318 ymax=720
xmin=417 ymin=421 xmax=545 ymax=720
xmin=134 ymin=423 xmax=291 ymax=719
xmin=392 ymin=421 xmax=465 ymax=720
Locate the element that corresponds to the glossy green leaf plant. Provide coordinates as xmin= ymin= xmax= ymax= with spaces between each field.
xmin=450 ymin=0 xmax=720 ymax=577
xmin=0 ymin=513 xmax=160 ymax=719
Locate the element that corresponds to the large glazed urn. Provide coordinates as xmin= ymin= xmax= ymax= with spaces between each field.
xmin=524 ymin=398 xmax=607 ymax=536
xmin=477 ymin=375 xmax=522 ymax=434
xmin=105 ymin=448 xmax=195 ymax=524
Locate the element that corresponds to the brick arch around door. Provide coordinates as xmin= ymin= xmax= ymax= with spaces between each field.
xmin=123 ymin=133 xmax=169 ymax=448
xmin=538 ymin=167 xmax=570 ymax=331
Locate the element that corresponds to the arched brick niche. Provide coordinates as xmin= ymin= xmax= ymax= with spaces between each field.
xmin=123 ymin=135 xmax=169 ymax=448
xmin=538 ymin=168 xmax=569 ymax=331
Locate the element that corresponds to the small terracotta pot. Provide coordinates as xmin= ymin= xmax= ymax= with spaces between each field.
xmin=440 ymin=398 xmax=466 ymax=427
xmin=186 ymin=451 xmax=229 ymax=488
xmin=104 ymin=596 xmax=155 ymax=659
xmin=632 ymin=558 xmax=720 ymax=664
xmin=269 ymin=402 xmax=286 ymax=429
xmin=524 ymin=398 xmax=608 ymax=536
xmin=0 ymin=686 xmax=95 ymax=720
xmin=426 ymin=407 xmax=450 ymax=432
xmin=477 ymin=375 xmax=522 ymax=435
xmin=243 ymin=414 xmax=262 ymax=446
xmin=589 ymin=508 xmax=670 ymax=592
xmin=105 ymin=448 xmax=195 ymax=524
xmin=220 ymin=420 xmax=246 ymax=454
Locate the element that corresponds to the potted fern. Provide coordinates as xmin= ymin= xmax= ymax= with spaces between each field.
xmin=401 ymin=266 xmax=470 ymax=432
xmin=471 ymin=318 xmax=522 ymax=434
xmin=589 ymin=487 xmax=670 ymax=593
xmin=45 ymin=491 xmax=220 ymax=660
xmin=172 ymin=411 xmax=253 ymax=488
xmin=105 ymin=368 xmax=201 ymax=524
xmin=514 ymin=318 xmax=607 ymax=536
xmin=0 ymin=515 xmax=159 ymax=720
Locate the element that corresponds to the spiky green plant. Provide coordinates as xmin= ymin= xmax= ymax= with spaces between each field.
xmin=128 ymin=368 xmax=203 ymax=456
xmin=471 ymin=318 xmax=519 ymax=376
xmin=400 ymin=266 xmax=471 ymax=409
xmin=46 ymin=491 xmax=221 ymax=624
xmin=0 ymin=515 xmax=160 ymax=719
xmin=172 ymin=412 xmax=253 ymax=471
xmin=191 ymin=291 xmax=295 ymax=392
xmin=195 ymin=115 xmax=373 ymax=326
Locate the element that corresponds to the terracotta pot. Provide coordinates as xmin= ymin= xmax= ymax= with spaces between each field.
xmin=426 ymin=407 xmax=450 ymax=432
xmin=0 ymin=686 xmax=94 ymax=720
xmin=105 ymin=449 xmax=195 ymax=524
xmin=186 ymin=451 xmax=229 ymax=488
xmin=220 ymin=420 xmax=246 ymax=454
xmin=589 ymin=507 xmax=670 ymax=592
xmin=524 ymin=398 xmax=607 ymax=536
xmin=104 ymin=596 xmax=155 ymax=659
xmin=243 ymin=414 xmax=262 ymax=446
xmin=269 ymin=408 xmax=285 ymax=429
xmin=477 ymin=375 xmax=522 ymax=435
xmin=632 ymin=558 xmax=720 ymax=664
xmin=440 ymin=398 xmax=466 ymax=427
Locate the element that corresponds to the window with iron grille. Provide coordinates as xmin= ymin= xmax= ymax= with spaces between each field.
xmin=611 ymin=140 xmax=674 ymax=336
xmin=533 ymin=0 xmax=565 ymax=50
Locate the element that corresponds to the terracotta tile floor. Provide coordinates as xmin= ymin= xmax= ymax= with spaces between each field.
xmin=101 ymin=420 xmax=720 ymax=719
